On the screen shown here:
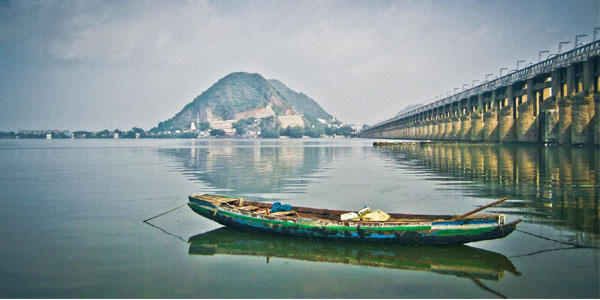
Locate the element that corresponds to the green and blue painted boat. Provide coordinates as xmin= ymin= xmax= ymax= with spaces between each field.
xmin=188 ymin=194 xmax=521 ymax=246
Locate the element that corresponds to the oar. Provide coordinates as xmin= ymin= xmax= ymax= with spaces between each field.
xmin=453 ymin=197 xmax=508 ymax=220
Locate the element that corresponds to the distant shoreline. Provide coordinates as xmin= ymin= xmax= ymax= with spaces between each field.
xmin=0 ymin=135 xmax=356 ymax=140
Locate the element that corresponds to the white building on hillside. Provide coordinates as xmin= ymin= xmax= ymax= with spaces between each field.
xmin=209 ymin=120 xmax=235 ymax=135
xmin=277 ymin=115 xmax=304 ymax=128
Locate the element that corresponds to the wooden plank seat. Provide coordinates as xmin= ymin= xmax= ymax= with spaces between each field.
xmin=254 ymin=208 xmax=269 ymax=215
xmin=237 ymin=205 xmax=260 ymax=211
xmin=198 ymin=195 xmax=239 ymax=205
xmin=269 ymin=210 xmax=297 ymax=217
xmin=200 ymin=195 xmax=238 ymax=202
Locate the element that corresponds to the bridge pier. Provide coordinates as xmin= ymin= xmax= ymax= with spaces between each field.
xmin=451 ymin=116 xmax=461 ymax=141
xmin=558 ymin=98 xmax=572 ymax=144
xmin=444 ymin=117 xmax=452 ymax=141
xmin=517 ymin=102 xmax=537 ymax=142
xmin=445 ymin=118 xmax=453 ymax=140
xmin=571 ymin=94 xmax=594 ymax=144
xmin=431 ymin=120 xmax=438 ymax=140
xmin=484 ymin=110 xmax=498 ymax=141
xmin=438 ymin=118 xmax=446 ymax=140
xmin=434 ymin=119 xmax=441 ymax=140
xmin=542 ymin=97 xmax=559 ymax=143
xmin=470 ymin=111 xmax=484 ymax=141
xmin=426 ymin=121 xmax=433 ymax=139
xmin=414 ymin=120 xmax=420 ymax=139
xmin=414 ymin=122 xmax=420 ymax=139
xmin=498 ymin=86 xmax=516 ymax=142
xmin=379 ymin=129 xmax=387 ymax=138
xmin=460 ymin=115 xmax=471 ymax=141
xmin=594 ymin=94 xmax=600 ymax=145
xmin=498 ymin=106 xmax=515 ymax=142
xmin=516 ymin=78 xmax=539 ymax=142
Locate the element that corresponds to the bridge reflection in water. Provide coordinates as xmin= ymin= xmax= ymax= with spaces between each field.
xmin=376 ymin=142 xmax=599 ymax=240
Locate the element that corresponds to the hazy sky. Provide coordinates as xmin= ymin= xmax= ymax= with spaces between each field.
xmin=1 ymin=0 xmax=598 ymax=131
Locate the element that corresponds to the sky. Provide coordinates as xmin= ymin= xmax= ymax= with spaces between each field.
xmin=0 ymin=0 xmax=598 ymax=131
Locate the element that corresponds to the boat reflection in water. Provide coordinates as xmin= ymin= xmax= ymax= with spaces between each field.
xmin=188 ymin=227 xmax=520 ymax=282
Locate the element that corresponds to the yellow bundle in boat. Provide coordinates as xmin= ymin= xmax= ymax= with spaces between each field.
xmin=361 ymin=210 xmax=390 ymax=221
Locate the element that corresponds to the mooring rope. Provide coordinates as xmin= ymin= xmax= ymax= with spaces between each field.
xmin=509 ymin=246 xmax=578 ymax=259
xmin=142 ymin=203 xmax=187 ymax=223
xmin=516 ymin=229 xmax=596 ymax=249
xmin=142 ymin=203 xmax=189 ymax=244
xmin=143 ymin=221 xmax=188 ymax=243
xmin=469 ymin=278 xmax=507 ymax=299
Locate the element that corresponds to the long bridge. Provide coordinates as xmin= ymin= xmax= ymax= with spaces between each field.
xmin=361 ymin=39 xmax=600 ymax=145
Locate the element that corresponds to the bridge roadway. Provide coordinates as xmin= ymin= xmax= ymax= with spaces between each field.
xmin=361 ymin=40 xmax=600 ymax=145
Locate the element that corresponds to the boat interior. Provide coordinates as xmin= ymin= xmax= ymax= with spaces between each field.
xmin=190 ymin=194 xmax=500 ymax=223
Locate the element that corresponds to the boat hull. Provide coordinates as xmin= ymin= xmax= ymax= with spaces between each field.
xmin=188 ymin=197 xmax=519 ymax=246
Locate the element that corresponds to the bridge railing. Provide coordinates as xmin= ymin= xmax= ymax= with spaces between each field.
xmin=366 ymin=40 xmax=600 ymax=131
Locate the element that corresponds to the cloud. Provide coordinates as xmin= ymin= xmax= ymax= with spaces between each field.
xmin=0 ymin=0 xmax=598 ymax=130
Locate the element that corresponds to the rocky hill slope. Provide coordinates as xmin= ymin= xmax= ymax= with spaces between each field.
xmin=156 ymin=72 xmax=335 ymax=130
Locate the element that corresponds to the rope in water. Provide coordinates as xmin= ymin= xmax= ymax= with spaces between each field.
xmin=509 ymin=246 xmax=578 ymax=259
xmin=143 ymin=221 xmax=188 ymax=243
xmin=516 ymin=229 xmax=596 ymax=249
xmin=142 ymin=203 xmax=187 ymax=223
xmin=142 ymin=203 xmax=189 ymax=244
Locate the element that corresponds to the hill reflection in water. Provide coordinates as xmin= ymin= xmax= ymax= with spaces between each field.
xmin=158 ymin=140 xmax=345 ymax=196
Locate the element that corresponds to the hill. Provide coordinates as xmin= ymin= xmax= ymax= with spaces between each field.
xmin=155 ymin=72 xmax=336 ymax=131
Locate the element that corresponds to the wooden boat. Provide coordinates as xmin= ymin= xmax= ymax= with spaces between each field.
xmin=188 ymin=194 xmax=521 ymax=246
xmin=188 ymin=227 xmax=521 ymax=281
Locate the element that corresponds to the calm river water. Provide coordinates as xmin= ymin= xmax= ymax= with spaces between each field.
xmin=0 ymin=139 xmax=598 ymax=298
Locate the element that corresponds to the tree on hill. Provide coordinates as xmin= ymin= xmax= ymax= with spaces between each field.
xmin=123 ymin=131 xmax=136 ymax=138
xmin=0 ymin=131 xmax=16 ymax=138
xmin=98 ymin=129 xmax=111 ymax=138
xmin=198 ymin=122 xmax=210 ymax=131
xmin=113 ymin=129 xmax=126 ymax=136
xmin=179 ymin=132 xmax=198 ymax=138
xmin=259 ymin=116 xmax=280 ymax=138
xmin=335 ymin=125 xmax=353 ymax=137
xmin=210 ymin=129 xmax=226 ymax=137
xmin=73 ymin=131 xmax=94 ymax=137
xmin=259 ymin=116 xmax=277 ymax=131
xmin=281 ymin=126 xmax=304 ymax=138
xmin=260 ymin=128 xmax=280 ymax=138
xmin=233 ymin=117 xmax=255 ymax=136
xmin=305 ymin=126 xmax=323 ymax=138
